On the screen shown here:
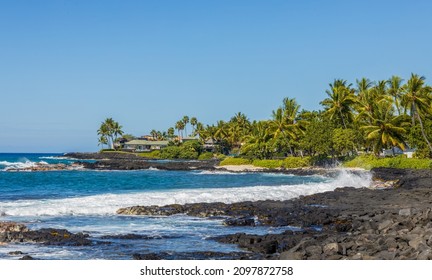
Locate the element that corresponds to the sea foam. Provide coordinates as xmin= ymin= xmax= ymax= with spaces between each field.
xmin=0 ymin=170 xmax=371 ymax=217
xmin=0 ymin=160 xmax=48 ymax=171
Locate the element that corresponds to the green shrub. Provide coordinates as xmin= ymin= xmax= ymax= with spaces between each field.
xmin=216 ymin=154 xmax=227 ymax=161
xmin=100 ymin=149 xmax=116 ymax=152
xmin=343 ymin=155 xmax=432 ymax=169
xmin=178 ymin=149 xmax=199 ymax=160
xmin=283 ymin=157 xmax=311 ymax=168
xmin=252 ymin=159 xmax=284 ymax=169
xmin=198 ymin=152 xmax=214 ymax=160
xmin=160 ymin=146 xmax=181 ymax=159
xmin=219 ymin=157 xmax=251 ymax=166
xmin=138 ymin=150 xmax=161 ymax=158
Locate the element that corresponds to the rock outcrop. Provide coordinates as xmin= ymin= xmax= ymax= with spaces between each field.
xmin=0 ymin=222 xmax=92 ymax=246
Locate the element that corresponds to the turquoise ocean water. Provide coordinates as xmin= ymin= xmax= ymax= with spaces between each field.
xmin=0 ymin=153 xmax=370 ymax=259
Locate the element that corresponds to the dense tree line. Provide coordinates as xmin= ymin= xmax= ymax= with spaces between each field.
xmin=99 ymin=74 xmax=432 ymax=159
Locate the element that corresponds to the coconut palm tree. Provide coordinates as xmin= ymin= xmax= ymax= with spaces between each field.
xmin=98 ymin=135 xmax=108 ymax=150
xmin=356 ymin=78 xmax=374 ymax=97
xmin=361 ymin=101 xmax=409 ymax=155
xmin=282 ymin=97 xmax=301 ymax=124
xmin=175 ymin=121 xmax=185 ymax=140
xmin=400 ymin=74 xmax=432 ymax=153
xmin=320 ymin=79 xmax=356 ymax=129
xmin=150 ymin=129 xmax=158 ymax=140
xmin=387 ymin=76 xmax=404 ymax=115
xmin=190 ymin=117 xmax=198 ymax=135
xmin=182 ymin=116 xmax=190 ymax=136
xmin=241 ymin=121 xmax=273 ymax=159
xmin=214 ymin=120 xmax=228 ymax=141
xmin=97 ymin=118 xmax=123 ymax=149
xmin=167 ymin=127 xmax=175 ymax=139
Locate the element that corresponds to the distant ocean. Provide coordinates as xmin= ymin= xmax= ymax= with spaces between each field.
xmin=0 ymin=153 xmax=371 ymax=259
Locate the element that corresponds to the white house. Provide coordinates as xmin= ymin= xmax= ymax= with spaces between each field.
xmin=123 ymin=140 xmax=169 ymax=152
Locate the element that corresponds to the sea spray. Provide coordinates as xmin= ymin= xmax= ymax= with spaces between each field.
xmin=0 ymin=169 xmax=371 ymax=217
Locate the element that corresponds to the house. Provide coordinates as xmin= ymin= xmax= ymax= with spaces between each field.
xmin=203 ymin=138 xmax=219 ymax=152
xmin=381 ymin=147 xmax=416 ymax=158
xmin=123 ymin=140 xmax=169 ymax=152
xmin=181 ymin=137 xmax=198 ymax=143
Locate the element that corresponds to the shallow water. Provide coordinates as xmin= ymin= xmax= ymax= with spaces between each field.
xmin=0 ymin=153 xmax=371 ymax=259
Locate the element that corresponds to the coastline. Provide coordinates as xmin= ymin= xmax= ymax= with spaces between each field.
xmin=3 ymin=153 xmax=432 ymax=260
xmin=117 ymin=167 xmax=432 ymax=260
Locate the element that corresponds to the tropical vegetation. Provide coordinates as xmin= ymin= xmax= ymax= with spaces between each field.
xmin=98 ymin=73 xmax=432 ymax=167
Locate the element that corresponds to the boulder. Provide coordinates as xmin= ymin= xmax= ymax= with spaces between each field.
xmin=323 ymin=242 xmax=341 ymax=255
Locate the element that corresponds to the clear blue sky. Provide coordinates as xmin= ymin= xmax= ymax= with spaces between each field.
xmin=1 ymin=0 xmax=431 ymax=152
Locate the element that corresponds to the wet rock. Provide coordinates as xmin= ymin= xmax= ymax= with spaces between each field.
xmin=223 ymin=216 xmax=256 ymax=226
xmin=0 ymin=222 xmax=91 ymax=246
xmin=8 ymin=251 xmax=24 ymax=255
xmin=132 ymin=251 xmax=260 ymax=260
xmin=279 ymin=251 xmax=304 ymax=260
xmin=0 ymin=222 xmax=28 ymax=233
xmin=19 ymin=255 xmax=34 ymax=260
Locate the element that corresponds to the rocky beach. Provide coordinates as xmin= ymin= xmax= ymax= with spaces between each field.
xmin=2 ymin=152 xmax=432 ymax=260
xmin=117 ymin=167 xmax=432 ymax=260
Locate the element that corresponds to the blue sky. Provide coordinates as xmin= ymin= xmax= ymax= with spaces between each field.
xmin=1 ymin=0 xmax=431 ymax=152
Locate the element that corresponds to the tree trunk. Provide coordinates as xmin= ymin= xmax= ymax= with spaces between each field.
xmin=339 ymin=109 xmax=347 ymax=129
xmin=411 ymin=102 xmax=416 ymax=126
xmin=417 ymin=113 xmax=432 ymax=153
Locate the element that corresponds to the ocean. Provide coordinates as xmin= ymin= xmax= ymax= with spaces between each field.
xmin=0 ymin=153 xmax=371 ymax=259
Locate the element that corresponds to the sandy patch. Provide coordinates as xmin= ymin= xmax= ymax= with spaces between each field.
xmin=215 ymin=164 xmax=264 ymax=172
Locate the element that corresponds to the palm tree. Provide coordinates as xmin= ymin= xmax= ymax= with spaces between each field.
xmin=182 ymin=116 xmax=190 ymax=137
xmin=214 ymin=120 xmax=228 ymax=141
xmin=401 ymin=73 xmax=432 ymax=153
xmin=98 ymin=135 xmax=108 ymax=150
xmin=241 ymin=121 xmax=273 ymax=159
xmin=320 ymin=79 xmax=356 ymax=129
xmin=269 ymin=108 xmax=297 ymax=140
xmin=150 ymin=129 xmax=158 ymax=140
xmin=167 ymin=127 xmax=175 ymax=139
xmin=175 ymin=121 xmax=185 ymax=140
xmin=190 ymin=117 xmax=198 ymax=136
xmin=387 ymin=76 xmax=403 ymax=115
xmin=282 ymin=97 xmax=300 ymax=124
xmin=97 ymin=118 xmax=123 ymax=149
xmin=195 ymin=122 xmax=205 ymax=140
xmin=228 ymin=112 xmax=251 ymax=148
xmin=356 ymin=78 xmax=374 ymax=97
xmin=361 ymin=101 xmax=409 ymax=155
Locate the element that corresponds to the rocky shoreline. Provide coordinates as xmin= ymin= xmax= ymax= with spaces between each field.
xmin=117 ymin=168 xmax=432 ymax=260
xmin=2 ymin=157 xmax=432 ymax=259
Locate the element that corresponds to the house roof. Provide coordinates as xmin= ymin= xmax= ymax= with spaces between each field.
xmin=125 ymin=140 xmax=169 ymax=146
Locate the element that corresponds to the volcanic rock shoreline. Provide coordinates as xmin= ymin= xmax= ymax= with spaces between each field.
xmin=65 ymin=152 xmax=344 ymax=176
xmin=3 ymin=152 xmax=432 ymax=260
xmin=118 ymin=168 xmax=432 ymax=260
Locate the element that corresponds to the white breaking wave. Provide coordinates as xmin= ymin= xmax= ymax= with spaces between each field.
xmin=194 ymin=170 xmax=248 ymax=175
xmin=0 ymin=170 xmax=371 ymax=217
xmin=0 ymin=160 xmax=48 ymax=171
xmin=39 ymin=156 xmax=77 ymax=160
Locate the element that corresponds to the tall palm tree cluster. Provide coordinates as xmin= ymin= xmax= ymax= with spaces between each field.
xmin=97 ymin=118 xmax=124 ymax=150
xmin=320 ymin=73 xmax=432 ymax=157
xmin=98 ymin=74 xmax=432 ymax=159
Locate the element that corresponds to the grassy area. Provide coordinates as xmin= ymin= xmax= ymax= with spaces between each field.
xmin=252 ymin=159 xmax=284 ymax=169
xmin=100 ymin=150 xmax=132 ymax=154
xmin=343 ymin=155 xmax=432 ymax=169
xmin=220 ymin=156 xmax=312 ymax=169
xmin=137 ymin=150 xmax=161 ymax=158
xmin=219 ymin=157 xmax=252 ymax=166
